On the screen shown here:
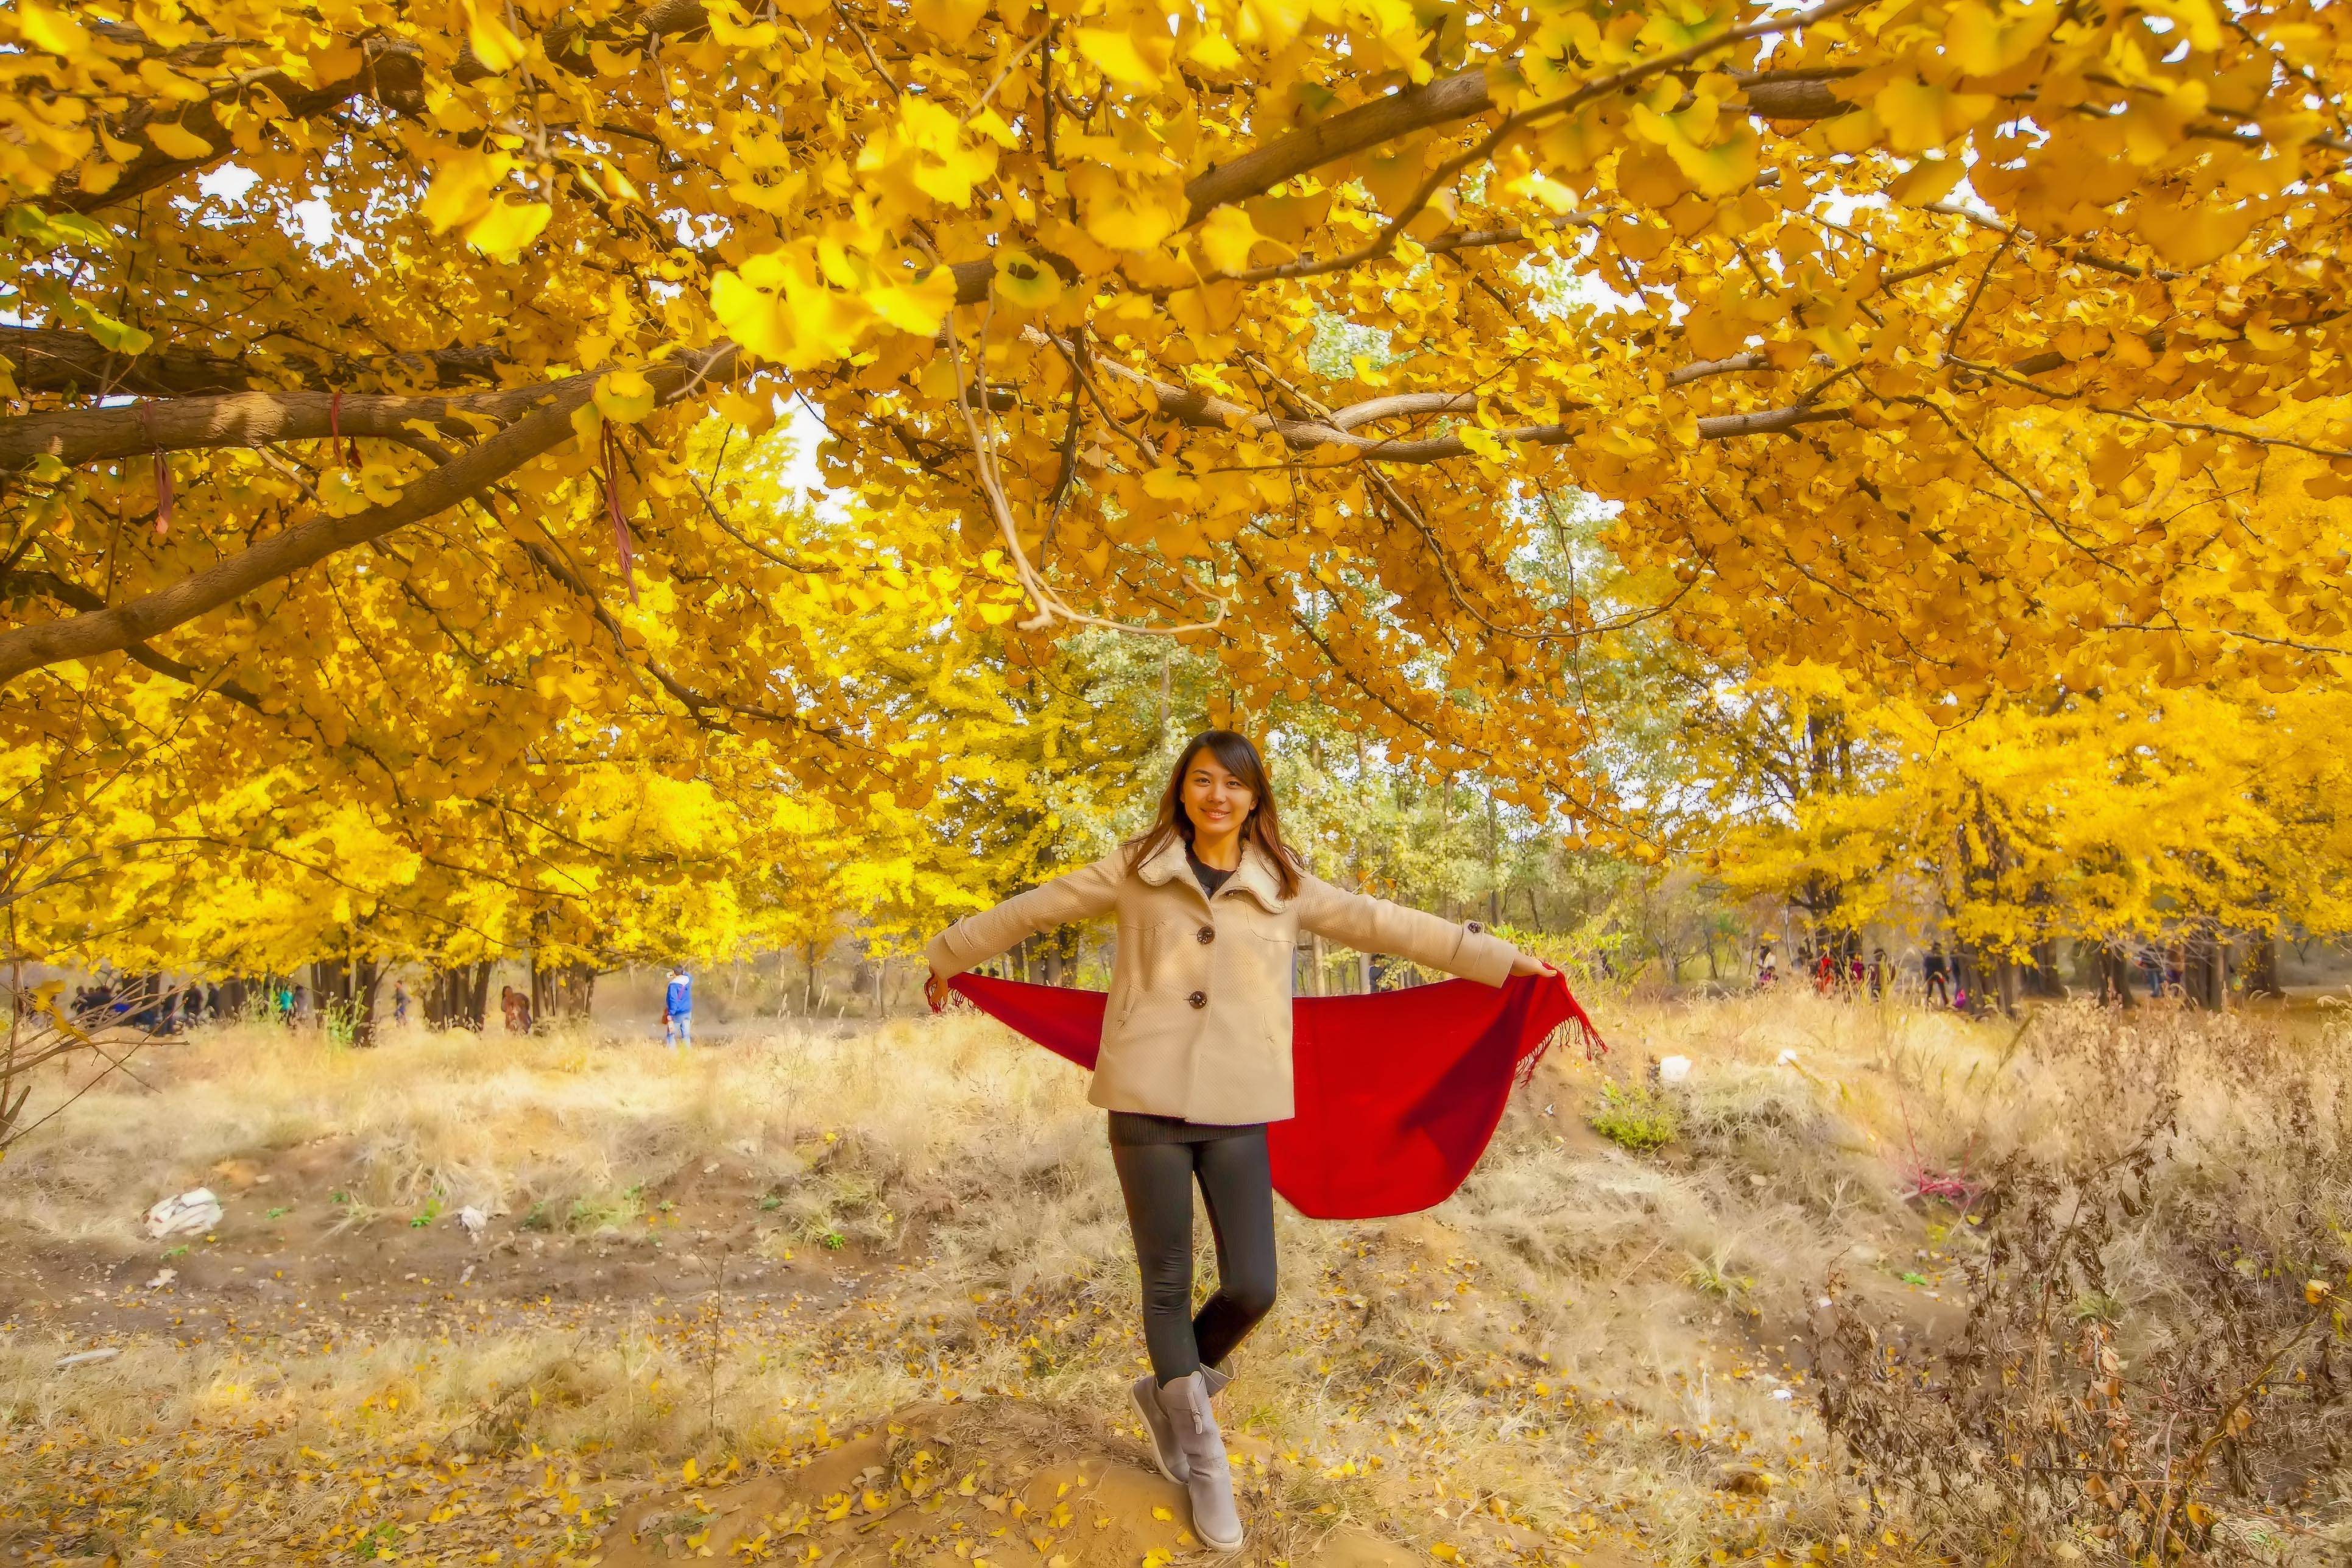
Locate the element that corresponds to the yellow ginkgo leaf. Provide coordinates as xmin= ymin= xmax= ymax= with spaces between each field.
xmin=909 ymin=0 xmax=986 ymax=36
xmin=1185 ymin=29 xmax=1241 ymax=71
xmin=465 ymin=197 xmax=551 ymax=258
xmin=1662 ymin=125 xmax=1757 ymax=198
xmin=420 ymin=152 xmax=512 ymax=233
xmin=993 ymin=250 xmax=1065 ymax=311
xmin=17 ymin=0 xmax=92 ymax=57
xmin=1873 ymin=80 xmax=1951 ymax=154
xmin=594 ymin=369 xmax=656 ymax=424
xmin=1141 ymin=467 xmax=1200 ymax=502
xmin=467 ymin=2 xmax=529 ymax=73
xmin=145 ymin=121 xmax=215 ymax=161
xmin=1943 ymin=0 xmax=2056 ymax=76
xmin=1195 ymin=207 xmax=1271 ymax=274
xmin=712 ymin=246 xmax=877 ymax=370
xmin=1068 ymin=166 xmax=1187 ymax=253
xmin=1511 ymin=171 xmax=1585 ymax=214
xmin=866 ymin=266 xmax=958 ymax=336
xmin=1076 ymin=27 xmax=1170 ymax=90
xmin=2136 ymin=200 xmax=2256 ymax=268
xmin=1238 ymin=0 xmax=1309 ymax=48
xmin=1885 ymin=156 xmax=1969 ymax=207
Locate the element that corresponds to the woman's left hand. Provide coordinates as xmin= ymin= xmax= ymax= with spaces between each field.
xmin=1508 ymin=951 xmax=1559 ymax=978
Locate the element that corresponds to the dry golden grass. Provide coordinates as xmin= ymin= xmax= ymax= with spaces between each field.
xmin=2 ymin=992 xmax=2347 ymax=1564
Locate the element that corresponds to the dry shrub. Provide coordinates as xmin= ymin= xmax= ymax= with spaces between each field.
xmin=1816 ymin=1000 xmax=2352 ymax=1564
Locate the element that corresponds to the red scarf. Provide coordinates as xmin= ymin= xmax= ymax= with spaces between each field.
xmin=946 ymin=972 xmax=1604 ymax=1220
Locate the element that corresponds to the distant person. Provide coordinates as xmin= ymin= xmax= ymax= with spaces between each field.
xmin=1868 ymin=948 xmax=1887 ymax=1000
xmin=500 ymin=985 xmax=532 ymax=1034
xmin=1924 ymin=944 xmax=1951 ymax=1007
xmin=664 ymin=966 xmax=694 ymax=1047
xmin=1753 ymin=944 xmax=1778 ymax=989
xmin=920 ymin=728 xmax=1559 ymax=1553
xmin=392 ymin=981 xmax=411 ymax=1027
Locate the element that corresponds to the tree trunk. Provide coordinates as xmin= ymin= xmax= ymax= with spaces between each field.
xmin=424 ymin=961 xmax=492 ymax=1029
xmin=531 ymin=956 xmax=596 ymax=1025
xmin=311 ymin=957 xmax=350 ymax=1036
xmin=351 ymin=957 xmax=381 ymax=1045
xmin=2177 ymin=930 xmax=2219 ymax=1009
xmin=2025 ymin=940 xmax=2064 ymax=998
xmin=1995 ymin=956 xmax=2022 ymax=1017
xmin=1953 ymin=947 xmax=1986 ymax=1014
xmin=2244 ymin=933 xmax=2281 ymax=999
xmin=2095 ymin=943 xmax=2138 ymax=1008
xmin=802 ymin=940 xmax=821 ymax=1014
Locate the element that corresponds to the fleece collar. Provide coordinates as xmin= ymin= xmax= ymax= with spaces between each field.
xmin=1134 ymin=833 xmax=1291 ymax=912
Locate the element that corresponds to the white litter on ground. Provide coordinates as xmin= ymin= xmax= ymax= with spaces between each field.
xmin=143 ymin=1188 xmax=222 ymax=1240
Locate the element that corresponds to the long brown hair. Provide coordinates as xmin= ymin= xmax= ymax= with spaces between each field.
xmin=1125 ymin=730 xmax=1301 ymax=899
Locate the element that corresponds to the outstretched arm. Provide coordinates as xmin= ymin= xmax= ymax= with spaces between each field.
xmin=925 ymin=850 xmax=1128 ymax=991
xmin=1293 ymin=874 xmax=1542 ymax=988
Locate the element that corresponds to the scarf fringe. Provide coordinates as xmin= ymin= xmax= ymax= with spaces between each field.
xmin=1516 ymin=998 xmax=1609 ymax=1089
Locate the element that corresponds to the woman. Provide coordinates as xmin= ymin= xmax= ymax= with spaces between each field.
xmin=925 ymin=730 xmax=1554 ymax=1551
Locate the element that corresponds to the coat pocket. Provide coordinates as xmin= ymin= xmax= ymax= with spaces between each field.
xmin=1226 ymin=905 xmax=1299 ymax=1000
xmin=1113 ymin=923 xmax=1151 ymax=1027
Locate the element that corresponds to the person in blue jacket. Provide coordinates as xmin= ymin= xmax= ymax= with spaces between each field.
xmin=663 ymin=967 xmax=693 ymax=1047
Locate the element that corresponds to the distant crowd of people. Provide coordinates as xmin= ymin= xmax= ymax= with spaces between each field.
xmin=69 ymin=978 xmax=220 ymax=1034
xmin=1751 ymin=939 xmax=1955 ymax=1007
xmin=66 ymin=967 xmax=699 ymax=1041
xmin=1750 ymin=934 xmax=2214 ymax=1009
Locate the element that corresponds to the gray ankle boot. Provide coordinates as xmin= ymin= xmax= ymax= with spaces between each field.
xmin=1132 ymin=1365 xmax=1232 ymax=1484
xmin=1155 ymin=1370 xmax=1243 ymax=1550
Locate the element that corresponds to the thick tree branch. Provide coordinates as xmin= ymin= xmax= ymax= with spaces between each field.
xmin=1 ymin=327 xmax=510 ymax=398
xmin=46 ymin=42 xmax=428 ymax=214
xmin=6 ymin=369 xmax=615 ymax=471
xmin=1219 ymin=0 xmax=1877 ymax=289
xmin=0 ymin=347 xmax=736 ymax=687
xmin=1061 ymin=332 xmax=1843 ymax=457
xmin=1665 ymin=351 xmax=1771 ymax=387
xmin=0 ymin=568 xmax=267 ymax=710
xmin=946 ymin=58 xmax=1862 ymax=305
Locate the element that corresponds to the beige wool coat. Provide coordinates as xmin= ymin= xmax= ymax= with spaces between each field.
xmin=927 ymin=835 xmax=1523 ymax=1125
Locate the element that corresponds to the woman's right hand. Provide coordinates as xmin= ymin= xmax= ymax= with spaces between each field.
xmin=923 ymin=969 xmax=947 ymax=1013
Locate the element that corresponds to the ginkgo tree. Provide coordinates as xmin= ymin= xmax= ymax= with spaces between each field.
xmin=6 ymin=0 xmax=2352 ymax=1020
xmin=9 ymin=0 xmax=2351 ymax=790
xmin=1702 ymin=665 xmax=2352 ymax=1007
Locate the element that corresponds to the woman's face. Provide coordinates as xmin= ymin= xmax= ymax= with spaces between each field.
xmin=1182 ymin=751 xmax=1257 ymax=838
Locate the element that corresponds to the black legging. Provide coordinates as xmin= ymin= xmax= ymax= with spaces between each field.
xmin=1111 ymin=1130 xmax=1279 ymax=1384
